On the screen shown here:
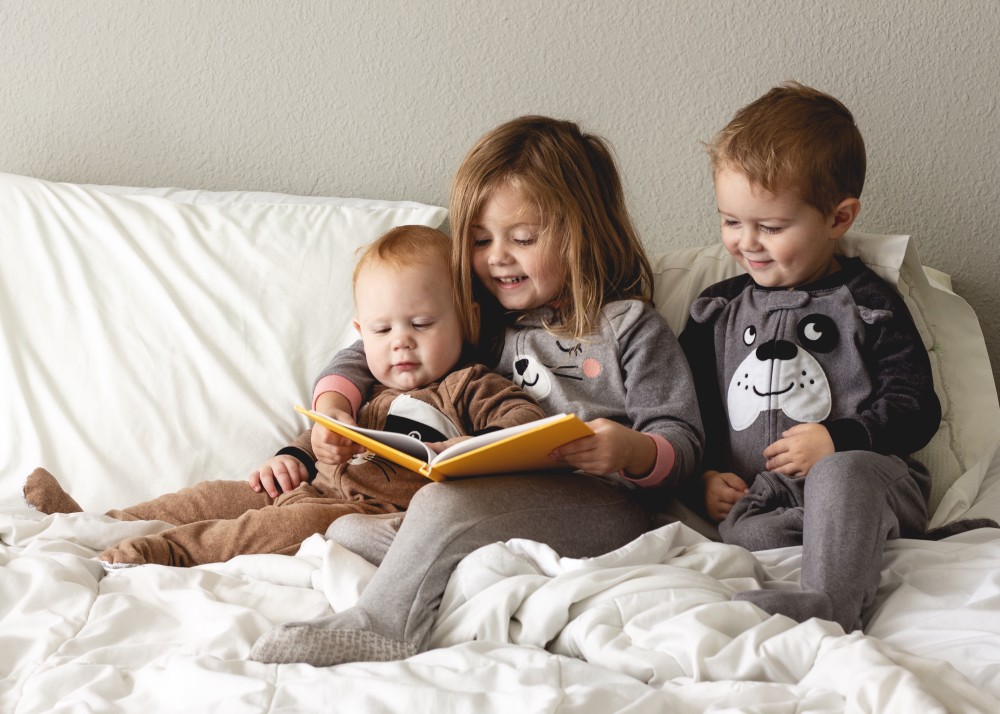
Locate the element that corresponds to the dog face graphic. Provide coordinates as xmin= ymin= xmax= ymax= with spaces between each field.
xmin=726 ymin=313 xmax=837 ymax=430
xmin=692 ymin=287 xmax=884 ymax=433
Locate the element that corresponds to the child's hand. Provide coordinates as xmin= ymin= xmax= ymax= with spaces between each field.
xmin=703 ymin=470 xmax=749 ymax=522
xmin=311 ymin=414 xmax=367 ymax=466
xmin=426 ymin=436 xmax=471 ymax=454
xmin=548 ymin=418 xmax=656 ymax=476
xmin=763 ymin=423 xmax=834 ymax=477
xmin=310 ymin=391 xmax=367 ymax=466
xmin=250 ymin=454 xmax=310 ymax=499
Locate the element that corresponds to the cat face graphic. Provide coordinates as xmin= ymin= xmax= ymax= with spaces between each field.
xmin=510 ymin=331 xmax=602 ymax=401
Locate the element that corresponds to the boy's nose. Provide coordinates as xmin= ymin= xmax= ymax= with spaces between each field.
xmin=738 ymin=228 xmax=762 ymax=251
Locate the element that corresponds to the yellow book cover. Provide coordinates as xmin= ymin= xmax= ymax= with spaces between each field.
xmin=295 ymin=406 xmax=593 ymax=481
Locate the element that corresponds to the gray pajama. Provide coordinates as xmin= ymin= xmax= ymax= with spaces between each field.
xmin=680 ymin=257 xmax=942 ymax=632
xmin=334 ymin=472 xmax=648 ymax=651
xmin=719 ymin=451 xmax=930 ymax=631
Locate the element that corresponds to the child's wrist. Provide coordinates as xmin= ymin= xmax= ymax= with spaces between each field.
xmin=314 ymin=390 xmax=352 ymax=417
xmin=622 ymin=432 xmax=658 ymax=478
xmin=312 ymin=376 xmax=362 ymax=416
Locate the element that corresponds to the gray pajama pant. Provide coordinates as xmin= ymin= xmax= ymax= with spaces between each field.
xmin=718 ymin=450 xmax=930 ymax=631
xmin=328 ymin=472 xmax=650 ymax=652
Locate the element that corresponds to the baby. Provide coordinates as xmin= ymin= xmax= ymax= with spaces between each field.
xmin=24 ymin=225 xmax=544 ymax=567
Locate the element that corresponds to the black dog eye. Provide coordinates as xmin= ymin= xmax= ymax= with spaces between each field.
xmin=796 ymin=314 xmax=839 ymax=353
xmin=742 ymin=326 xmax=756 ymax=346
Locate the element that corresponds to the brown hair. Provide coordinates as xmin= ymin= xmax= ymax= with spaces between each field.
xmin=706 ymin=81 xmax=866 ymax=215
xmin=450 ymin=116 xmax=653 ymax=352
xmin=353 ymin=225 xmax=475 ymax=343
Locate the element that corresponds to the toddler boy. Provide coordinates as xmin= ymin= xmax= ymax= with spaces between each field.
xmin=680 ymin=82 xmax=939 ymax=631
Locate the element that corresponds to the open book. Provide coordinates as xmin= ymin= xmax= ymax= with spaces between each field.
xmin=295 ymin=405 xmax=593 ymax=481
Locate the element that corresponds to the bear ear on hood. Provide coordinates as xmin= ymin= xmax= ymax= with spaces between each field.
xmin=690 ymin=296 xmax=729 ymax=324
xmin=857 ymin=306 xmax=894 ymax=325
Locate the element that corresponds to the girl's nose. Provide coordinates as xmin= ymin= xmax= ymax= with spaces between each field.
xmin=487 ymin=241 xmax=511 ymax=265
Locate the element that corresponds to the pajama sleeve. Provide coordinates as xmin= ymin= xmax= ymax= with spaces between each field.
xmin=312 ymin=340 xmax=378 ymax=415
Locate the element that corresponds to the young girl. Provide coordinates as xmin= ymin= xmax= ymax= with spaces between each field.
xmin=250 ymin=116 xmax=704 ymax=666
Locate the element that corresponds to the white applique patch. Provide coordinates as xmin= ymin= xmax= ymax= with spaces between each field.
xmin=384 ymin=394 xmax=462 ymax=441
xmin=511 ymin=353 xmax=552 ymax=400
xmin=727 ymin=345 xmax=832 ymax=431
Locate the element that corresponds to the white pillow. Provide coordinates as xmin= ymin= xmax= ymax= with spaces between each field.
xmin=3 ymin=175 xmax=993 ymax=522
xmin=651 ymin=231 xmax=1000 ymax=514
xmin=81 ymin=182 xmax=436 ymax=210
xmin=0 ymin=173 xmax=446 ymax=511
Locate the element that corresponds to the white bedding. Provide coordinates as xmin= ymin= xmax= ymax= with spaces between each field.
xmin=4 ymin=448 xmax=1000 ymax=713
xmin=3 ymin=173 xmax=1000 ymax=712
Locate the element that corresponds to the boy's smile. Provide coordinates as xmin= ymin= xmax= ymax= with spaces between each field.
xmin=714 ymin=169 xmax=851 ymax=289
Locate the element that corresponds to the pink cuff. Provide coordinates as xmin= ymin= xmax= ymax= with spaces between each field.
xmin=312 ymin=375 xmax=362 ymax=419
xmin=621 ymin=434 xmax=675 ymax=487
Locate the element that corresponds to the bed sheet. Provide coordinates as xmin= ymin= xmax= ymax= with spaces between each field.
xmin=4 ymin=447 xmax=1000 ymax=714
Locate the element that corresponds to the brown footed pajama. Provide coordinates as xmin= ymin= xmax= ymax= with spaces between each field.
xmin=24 ymin=364 xmax=543 ymax=567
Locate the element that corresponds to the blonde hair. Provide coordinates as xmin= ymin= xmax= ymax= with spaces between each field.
xmin=353 ymin=225 xmax=476 ymax=343
xmin=450 ymin=116 xmax=653 ymax=349
xmin=706 ymin=81 xmax=866 ymax=215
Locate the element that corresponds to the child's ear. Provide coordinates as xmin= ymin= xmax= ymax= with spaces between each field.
xmin=352 ymin=318 xmax=361 ymax=335
xmin=830 ymin=198 xmax=861 ymax=238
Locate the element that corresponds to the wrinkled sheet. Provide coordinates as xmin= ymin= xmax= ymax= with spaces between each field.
xmin=4 ymin=498 xmax=1000 ymax=714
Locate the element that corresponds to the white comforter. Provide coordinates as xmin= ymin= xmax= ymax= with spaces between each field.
xmin=4 ymin=447 xmax=1000 ymax=713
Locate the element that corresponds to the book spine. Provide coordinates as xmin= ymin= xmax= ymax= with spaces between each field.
xmin=418 ymin=463 xmax=442 ymax=481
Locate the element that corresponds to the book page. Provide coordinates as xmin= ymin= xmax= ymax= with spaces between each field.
xmin=297 ymin=408 xmax=436 ymax=462
xmin=430 ymin=413 xmax=571 ymax=464
xmin=346 ymin=423 xmax=437 ymax=461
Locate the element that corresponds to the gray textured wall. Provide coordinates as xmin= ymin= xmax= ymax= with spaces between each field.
xmin=3 ymin=1 xmax=998 ymax=387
